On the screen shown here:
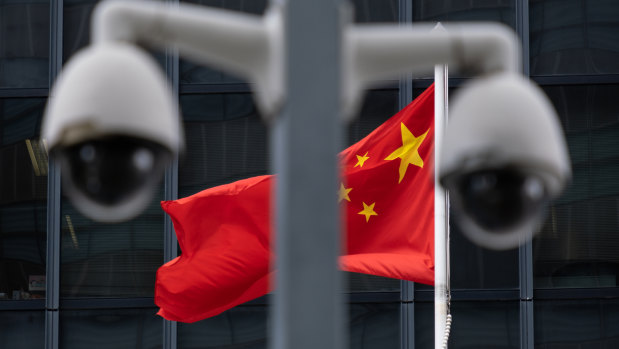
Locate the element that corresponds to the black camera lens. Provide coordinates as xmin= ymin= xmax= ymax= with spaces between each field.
xmin=58 ymin=136 xmax=170 ymax=206
xmin=456 ymin=168 xmax=547 ymax=232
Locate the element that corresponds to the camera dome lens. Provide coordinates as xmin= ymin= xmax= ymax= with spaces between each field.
xmin=60 ymin=136 xmax=170 ymax=207
xmin=457 ymin=169 xmax=547 ymax=232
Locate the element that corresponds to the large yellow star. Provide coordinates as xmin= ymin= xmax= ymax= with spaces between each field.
xmin=384 ymin=123 xmax=429 ymax=183
xmin=338 ymin=183 xmax=352 ymax=202
xmin=354 ymin=152 xmax=369 ymax=168
xmin=358 ymin=202 xmax=378 ymax=222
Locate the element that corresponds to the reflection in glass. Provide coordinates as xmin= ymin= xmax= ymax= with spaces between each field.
xmin=0 ymin=0 xmax=49 ymax=88
xmin=178 ymin=306 xmax=267 ymax=349
xmin=177 ymin=303 xmax=399 ymax=349
xmin=350 ymin=0 xmax=398 ymax=23
xmin=448 ymin=220 xmax=519 ymax=289
xmin=60 ymin=190 xmax=164 ymax=298
xmin=534 ymin=85 xmax=619 ymax=288
xmin=63 ymin=0 xmax=97 ymax=60
xmin=349 ymin=303 xmax=399 ymax=349
xmin=416 ymin=301 xmax=519 ymax=348
xmin=413 ymin=0 xmax=516 ymax=28
xmin=60 ymin=308 xmax=161 ymax=349
xmin=0 ymin=311 xmax=45 ymax=348
xmin=535 ymin=299 xmax=619 ymax=347
xmin=0 ymin=98 xmax=47 ymax=300
xmin=530 ymin=0 xmax=619 ymax=75
xmin=179 ymin=93 xmax=268 ymax=197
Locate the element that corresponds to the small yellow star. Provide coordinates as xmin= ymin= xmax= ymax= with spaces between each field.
xmin=358 ymin=202 xmax=378 ymax=222
xmin=385 ymin=123 xmax=429 ymax=183
xmin=354 ymin=152 xmax=370 ymax=168
xmin=338 ymin=183 xmax=352 ymax=202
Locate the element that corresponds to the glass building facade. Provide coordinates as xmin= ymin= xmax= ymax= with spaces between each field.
xmin=1 ymin=0 xmax=619 ymax=348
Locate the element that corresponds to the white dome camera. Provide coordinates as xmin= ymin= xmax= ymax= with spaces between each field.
xmin=43 ymin=43 xmax=182 ymax=222
xmin=439 ymin=73 xmax=571 ymax=250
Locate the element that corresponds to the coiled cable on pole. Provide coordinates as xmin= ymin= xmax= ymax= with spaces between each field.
xmin=441 ymin=313 xmax=452 ymax=349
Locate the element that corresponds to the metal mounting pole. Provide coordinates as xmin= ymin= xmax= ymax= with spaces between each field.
xmin=270 ymin=0 xmax=345 ymax=348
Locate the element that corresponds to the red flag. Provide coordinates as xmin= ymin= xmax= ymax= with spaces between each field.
xmin=155 ymin=85 xmax=435 ymax=323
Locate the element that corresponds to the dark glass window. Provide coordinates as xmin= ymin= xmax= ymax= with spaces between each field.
xmin=0 ymin=98 xmax=47 ymax=300
xmin=350 ymin=0 xmax=398 ymax=23
xmin=0 ymin=310 xmax=45 ymax=348
xmin=60 ymin=308 xmax=162 ymax=348
xmin=415 ymin=301 xmax=520 ymax=348
xmin=0 ymin=0 xmax=49 ymax=88
xmin=60 ymin=192 xmax=164 ymax=298
xmin=413 ymin=0 xmax=516 ymax=28
xmin=535 ymin=299 xmax=619 ymax=347
xmin=349 ymin=303 xmax=399 ymax=349
xmin=177 ymin=305 xmax=267 ymax=348
xmin=449 ymin=220 xmax=519 ymax=289
xmin=177 ymin=303 xmax=399 ymax=349
xmin=63 ymin=0 xmax=97 ymax=60
xmin=530 ymin=0 xmax=619 ymax=75
xmin=179 ymin=0 xmax=268 ymax=85
xmin=534 ymin=84 xmax=619 ymax=288
xmin=179 ymin=93 xmax=267 ymax=197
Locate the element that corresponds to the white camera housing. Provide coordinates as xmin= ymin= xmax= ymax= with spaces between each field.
xmin=43 ymin=43 xmax=182 ymax=222
xmin=439 ymin=73 xmax=571 ymax=250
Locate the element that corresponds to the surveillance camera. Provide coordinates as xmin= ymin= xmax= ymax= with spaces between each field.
xmin=439 ymin=73 xmax=571 ymax=250
xmin=43 ymin=43 xmax=182 ymax=222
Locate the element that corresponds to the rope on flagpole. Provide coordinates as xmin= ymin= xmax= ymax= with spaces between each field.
xmin=441 ymin=314 xmax=452 ymax=349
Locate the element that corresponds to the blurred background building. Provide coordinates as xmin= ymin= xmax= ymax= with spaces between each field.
xmin=1 ymin=0 xmax=619 ymax=348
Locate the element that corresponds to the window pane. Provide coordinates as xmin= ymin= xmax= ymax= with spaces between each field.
xmin=350 ymin=0 xmax=398 ymax=23
xmin=449 ymin=220 xmax=519 ymax=289
xmin=60 ymin=308 xmax=162 ymax=349
xmin=60 ymin=191 xmax=164 ymax=298
xmin=63 ymin=0 xmax=96 ymax=60
xmin=534 ymin=84 xmax=619 ymax=288
xmin=415 ymin=301 xmax=520 ymax=348
xmin=535 ymin=299 xmax=619 ymax=347
xmin=179 ymin=93 xmax=267 ymax=197
xmin=530 ymin=0 xmax=619 ymax=75
xmin=349 ymin=303 xmax=399 ymax=349
xmin=0 ymin=98 xmax=47 ymax=300
xmin=177 ymin=303 xmax=399 ymax=349
xmin=413 ymin=0 xmax=516 ymax=28
xmin=177 ymin=305 xmax=267 ymax=349
xmin=0 ymin=0 xmax=49 ymax=88
xmin=179 ymin=0 xmax=268 ymax=84
xmin=0 ymin=310 xmax=44 ymax=348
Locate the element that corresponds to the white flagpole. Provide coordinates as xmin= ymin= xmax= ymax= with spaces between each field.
xmin=434 ymin=23 xmax=451 ymax=349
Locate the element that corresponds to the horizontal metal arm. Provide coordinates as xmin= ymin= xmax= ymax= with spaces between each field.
xmin=91 ymin=1 xmax=521 ymax=121
xmin=92 ymin=0 xmax=284 ymax=117
xmin=343 ymin=23 xmax=521 ymax=118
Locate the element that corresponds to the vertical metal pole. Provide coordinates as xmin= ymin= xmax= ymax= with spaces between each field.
xmin=517 ymin=1 xmax=534 ymax=348
xmin=162 ymin=2 xmax=179 ymax=346
xmin=270 ymin=0 xmax=345 ymax=348
xmin=434 ymin=58 xmax=449 ymax=349
xmin=46 ymin=0 xmax=63 ymax=347
xmin=399 ymin=1 xmax=415 ymax=348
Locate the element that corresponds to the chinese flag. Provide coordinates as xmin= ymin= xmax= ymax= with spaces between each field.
xmin=155 ymin=85 xmax=435 ymax=323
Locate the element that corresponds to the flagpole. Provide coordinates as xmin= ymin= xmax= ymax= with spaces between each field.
xmin=434 ymin=22 xmax=451 ymax=349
